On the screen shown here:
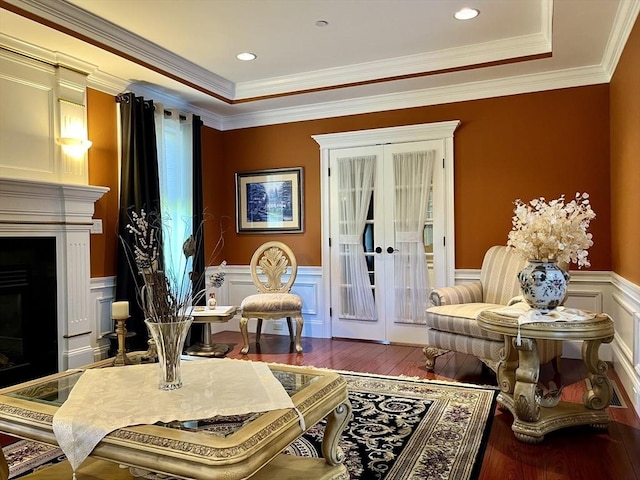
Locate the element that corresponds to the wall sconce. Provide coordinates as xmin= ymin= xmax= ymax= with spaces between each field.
xmin=57 ymin=137 xmax=93 ymax=157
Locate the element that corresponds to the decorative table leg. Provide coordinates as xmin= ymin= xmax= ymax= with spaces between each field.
xmin=513 ymin=337 xmax=540 ymax=423
xmin=186 ymin=322 xmax=231 ymax=357
xmin=497 ymin=336 xmax=518 ymax=394
xmin=321 ymin=400 xmax=353 ymax=466
xmin=582 ymin=336 xmax=613 ymax=420
xmin=239 ymin=317 xmax=250 ymax=354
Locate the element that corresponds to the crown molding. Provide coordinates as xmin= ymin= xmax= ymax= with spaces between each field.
xmin=3 ymin=0 xmax=636 ymax=132
xmin=601 ymin=0 xmax=640 ymax=79
xmin=235 ymin=32 xmax=552 ymax=99
xmin=4 ymin=0 xmax=553 ymax=102
xmin=0 ymin=28 xmax=612 ymax=133
xmin=2 ymin=0 xmax=235 ymax=98
xmin=127 ymin=82 xmax=225 ymax=130
xmin=221 ymin=65 xmax=609 ymax=130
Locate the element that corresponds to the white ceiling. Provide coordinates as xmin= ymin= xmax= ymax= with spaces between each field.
xmin=1 ymin=0 xmax=638 ymax=130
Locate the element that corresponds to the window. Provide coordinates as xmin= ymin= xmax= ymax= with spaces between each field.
xmin=155 ymin=108 xmax=193 ymax=294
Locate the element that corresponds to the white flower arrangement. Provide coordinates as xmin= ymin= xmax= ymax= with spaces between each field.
xmin=507 ymin=193 xmax=596 ymax=268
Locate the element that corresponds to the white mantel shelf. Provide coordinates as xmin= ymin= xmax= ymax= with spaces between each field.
xmin=0 ymin=177 xmax=109 ymax=225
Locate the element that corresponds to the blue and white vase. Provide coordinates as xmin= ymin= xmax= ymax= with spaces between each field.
xmin=518 ymin=261 xmax=570 ymax=313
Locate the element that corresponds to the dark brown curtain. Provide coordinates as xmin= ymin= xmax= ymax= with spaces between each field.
xmin=187 ymin=115 xmax=205 ymax=346
xmin=115 ymin=92 xmax=161 ymax=350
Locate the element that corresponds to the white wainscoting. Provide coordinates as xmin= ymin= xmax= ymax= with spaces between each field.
xmin=90 ymin=276 xmax=116 ymax=361
xmin=606 ymin=273 xmax=640 ymax=418
xmin=205 ymin=265 xmax=326 ymax=339
xmin=90 ymin=267 xmax=639 ymax=416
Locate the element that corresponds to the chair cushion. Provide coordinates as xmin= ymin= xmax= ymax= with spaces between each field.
xmin=241 ymin=293 xmax=302 ymax=313
xmin=425 ymin=303 xmax=505 ymax=341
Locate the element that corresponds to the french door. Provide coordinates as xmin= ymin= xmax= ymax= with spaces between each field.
xmin=328 ymin=140 xmax=446 ymax=343
xmin=315 ymin=121 xmax=459 ymax=343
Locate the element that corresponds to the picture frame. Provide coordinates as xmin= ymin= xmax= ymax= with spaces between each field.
xmin=235 ymin=167 xmax=304 ymax=233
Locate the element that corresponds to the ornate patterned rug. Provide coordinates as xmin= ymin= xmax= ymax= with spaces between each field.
xmin=3 ymin=371 xmax=497 ymax=480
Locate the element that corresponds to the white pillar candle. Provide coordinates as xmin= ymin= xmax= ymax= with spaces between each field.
xmin=112 ymin=301 xmax=129 ymax=319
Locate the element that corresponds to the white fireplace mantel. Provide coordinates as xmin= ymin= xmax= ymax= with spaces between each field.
xmin=0 ymin=178 xmax=108 ymax=224
xmin=0 ymin=177 xmax=109 ymax=370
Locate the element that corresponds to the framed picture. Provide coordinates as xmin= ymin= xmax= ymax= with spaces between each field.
xmin=235 ymin=167 xmax=304 ymax=233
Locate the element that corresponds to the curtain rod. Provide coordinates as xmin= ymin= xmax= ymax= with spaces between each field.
xmin=162 ymin=109 xmax=187 ymax=121
xmin=115 ymin=93 xmax=187 ymax=120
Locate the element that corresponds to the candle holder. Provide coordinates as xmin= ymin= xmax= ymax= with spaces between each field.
xmin=112 ymin=315 xmax=134 ymax=366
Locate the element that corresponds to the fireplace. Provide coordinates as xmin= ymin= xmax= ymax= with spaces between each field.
xmin=0 ymin=238 xmax=58 ymax=387
xmin=0 ymin=178 xmax=108 ymax=373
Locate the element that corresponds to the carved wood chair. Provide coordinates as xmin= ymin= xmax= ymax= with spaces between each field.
xmin=239 ymin=241 xmax=303 ymax=354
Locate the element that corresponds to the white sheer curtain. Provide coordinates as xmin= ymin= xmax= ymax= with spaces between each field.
xmin=337 ymin=155 xmax=377 ymax=320
xmin=155 ymin=106 xmax=193 ymax=298
xmin=393 ymin=150 xmax=435 ymax=324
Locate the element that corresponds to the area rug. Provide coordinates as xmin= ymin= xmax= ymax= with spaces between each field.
xmin=3 ymin=371 xmax=497 ymax=480
xmin=2 ymin=439 xmax=64 ymax=479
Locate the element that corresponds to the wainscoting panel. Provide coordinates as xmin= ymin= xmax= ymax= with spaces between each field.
xmin=562 ymin=271 xmax=611 ymax=360
xmin=90 ymin=276 xmax=116 ymax=361
xmin=607 ymin=273 xmax=640 ymax=418
xmin=207 ymin=265 xmax=326 ymax=339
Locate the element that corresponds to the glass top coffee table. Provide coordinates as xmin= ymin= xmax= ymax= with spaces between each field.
xmin=0 ymin=354 xmax=351 ymax=479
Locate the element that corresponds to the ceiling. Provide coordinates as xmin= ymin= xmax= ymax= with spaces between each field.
xmin=0 ymin=0 xmax=638 ymax=130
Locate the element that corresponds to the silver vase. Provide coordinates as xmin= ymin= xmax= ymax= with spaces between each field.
xmin=144 ymin=317 xmax=193 ymax=390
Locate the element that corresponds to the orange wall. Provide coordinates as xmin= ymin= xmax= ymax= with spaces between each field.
xmin=87 ymin=88 xmax=119 ymax=277
xmin=86 ymin=86 xmax=616 ymax=275
xmin=201 ymin=125 xmax=230 ymax=266
xmin=610 ymin=17 xmax=640 ymax=285
xmin=212 ymin=85 xmax=612 ymax=270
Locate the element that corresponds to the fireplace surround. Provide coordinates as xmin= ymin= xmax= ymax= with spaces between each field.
xmin=0 ymin=178 xmax=108 ymax=371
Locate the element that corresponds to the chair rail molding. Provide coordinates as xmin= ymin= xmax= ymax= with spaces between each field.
xmin=89 ymin=267 xmax=639 ymax=416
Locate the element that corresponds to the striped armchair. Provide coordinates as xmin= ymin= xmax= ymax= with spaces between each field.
xmin=424 ymin=246 xmax=563 ymax=372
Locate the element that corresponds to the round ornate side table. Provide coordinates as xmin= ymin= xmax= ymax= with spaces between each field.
xmin=477 ymin=309 xmax=614 ymax=444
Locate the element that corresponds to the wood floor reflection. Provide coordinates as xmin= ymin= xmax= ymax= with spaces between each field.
xmin=212 ymin=331 xmax=640 ymax=480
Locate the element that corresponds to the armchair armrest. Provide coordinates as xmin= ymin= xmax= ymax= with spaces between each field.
xmin=507 ymin=295 xmax=525 ymax=306
xmin=429 ymin=281 xmax=483 ymax=307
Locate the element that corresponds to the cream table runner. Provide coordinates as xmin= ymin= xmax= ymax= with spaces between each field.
xmin=489 ymin=302 xmax=597 ymax=345
xmin=52 ymin=358 xmax=297 ymax=476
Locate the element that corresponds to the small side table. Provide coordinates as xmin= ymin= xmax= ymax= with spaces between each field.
xmin=185 ymin=305 xmax=238 ymax=357
xmin=477 ymin=309 xmax=614 ymax=444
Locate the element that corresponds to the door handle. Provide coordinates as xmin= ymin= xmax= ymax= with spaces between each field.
xmin=387 ymin=246 xmax=396 ymax=254
xmin=375 ymin=246 xmax=382 ymax=254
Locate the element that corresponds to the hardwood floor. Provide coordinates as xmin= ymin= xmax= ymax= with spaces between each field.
xmin=213 ymin=331 xmax=640 ymax=480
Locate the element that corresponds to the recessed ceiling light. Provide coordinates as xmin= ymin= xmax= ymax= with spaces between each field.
xmin=236 ymin=52 xmax=256 ymax=61
xmin=315 ymin=20 xmax=329 ymax=27
xmin=454 ymin=8 xmax=480 ymax=20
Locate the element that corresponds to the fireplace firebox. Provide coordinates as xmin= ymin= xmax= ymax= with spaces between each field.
xmin=0 ymin=237 xmax=58 ymax=388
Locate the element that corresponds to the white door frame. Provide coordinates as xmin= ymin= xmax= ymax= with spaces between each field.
xmin=312 ymin=120 xmax=460 ymax=339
